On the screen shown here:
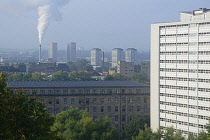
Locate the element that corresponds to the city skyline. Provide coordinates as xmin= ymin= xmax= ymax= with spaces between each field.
xmin=0 ymin=0 xmax=209 ymax=52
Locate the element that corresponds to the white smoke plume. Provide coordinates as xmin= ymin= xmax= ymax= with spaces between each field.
xmin=36 ymin=0 xmax=70 ymax=44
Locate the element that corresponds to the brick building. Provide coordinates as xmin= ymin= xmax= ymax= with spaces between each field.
xmin=8 ymin=81 xmax=150 ymax=136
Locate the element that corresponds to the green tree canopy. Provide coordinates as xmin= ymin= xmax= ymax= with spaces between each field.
xmin=0 ymin=73 xmax=57 ymax=139
xmin=104 ymin=73 xmax=129 ymax=81
xmin=51 ymin=71 xmax=69 ymax=81
xmin=131 ymin=73 xmax=149 ymax=85
xmin=124 ymin=115 xmax=150 ymax=140
xmin=69 ymin=71 xmax=95 ymax=81
xmin=51 ymin=107 xmax=119 ymax=140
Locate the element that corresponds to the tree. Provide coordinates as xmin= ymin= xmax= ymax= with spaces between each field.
xmin=67 ymin=61 xmax=77 ymax=72
xmin=69 ymin=71 xmax=95 ymax=81
xmin=51 ymin=107 xmax=119 ymax=140
xmin=132 ymin=125 xmax=153 ymax=140
xmin=124 ymin=116 xmax=150 ymax=140
xmin=7 ymin=73 xmax=24 ymax=81
xmin=76 ymin=59 xmax=89 ymax=71
xmin=31 ymin=72 xmax=42 ymax=81
xmin=52 ymin=71 xmax=69 ymax=81
xmin=131 ymin=73 xmax=149 ymax=85
xmin=104 ymin=73 xmax=129 ymax=81
xmin=0 ymin=73 xmax=57 ymax=139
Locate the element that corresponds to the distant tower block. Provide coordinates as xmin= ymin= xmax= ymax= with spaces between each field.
xmin=125 ymin=48 xmax=137 ymax=63
xmin=48 ymin=42 xmax=58 ymax=62
xmin=112 ymin=48 xmax=124 ymax=67
xmin=67 ymin=42 xmax=76 ymax=62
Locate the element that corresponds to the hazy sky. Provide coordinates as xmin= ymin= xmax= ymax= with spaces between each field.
xmin=0 ymin=0 xmax=209 ymax=52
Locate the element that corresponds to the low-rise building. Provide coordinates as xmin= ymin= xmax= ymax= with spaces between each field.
xmin=8 ymin=81 xmax=150 ymax=136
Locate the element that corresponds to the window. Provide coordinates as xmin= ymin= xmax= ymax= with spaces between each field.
xmin=115 ymin=97 xmax=118 ymax=103
xmin=64 ymin=98 xmax=67 ymax=104
xmin=136 ymin=89 xmax=141 ymax=94
xmin=63 ymin=90 xmax=68 ymax=94
xmin=129 ymin=89 xmax=133 ymax=93
xmin=101 ymin=106 xmax=104 ymax=112
xmin=48 ymin=107 xmax=52 ymax=113
xmin=129 ymin=98 xmax=133 ymax=103
xmin=93 ymin=98 xmax=97 ymax=104
xmin=78 ymin=89 xmax=83 ymax=94
xmin=48 ymin=90 xmax=53 ymax=94
xmin=137 ymin=97 xmax=140 ymax=103
xmin=56 ymin=99 xmax=59 ymax=104
xmin=55 ymin=108 xmax=60 ymax=113
xmin=100 ymin=98 xmax=104 ymax=103
xmin=93 ymin=89 xmax=97 ymax=94
xmin=137 ymin=106 xmax=140 ymax=112
xmin=85 ymin=89 xmax=90 ymax=94
xmin=55 ymin=90 xmax=60 ymax=94
xmin=108 ymin=98 xmax=111 ymax=103
xmin=122 ymin=97 xmax=126 ymax=103
xmin=144 ymin=98 xmax=147 ymax=103
xmin=107 ymin=89 xmax=112 ymax=94
xmin=64 ymin=107 xmax=67 ymax=111
xmin=100 ymin=89 xmax=105 ymax=94
xmin=93 ymin=107 xmax=97 ymax=112
xmin=129 ymin=106 xmax=133 ymax=112
xmin=71 ymin=89 xmax=76 ymax=94
xmin=144 ymin=106 xmax=147 ymax=113
xmin=32 ymin=90 xmax=37 ymax=95
xmin=108 ymin=106 xmax=111 ymax=112
xmin=79 ymin=98 xmax=83 ymax=104
xmin=40 ymin=90 xmax=45 ymax=94
xmin=86 ymin=98 xmax=90 ymax=104
xmin=48 ymin=99 xmax=52 ymax=104
xmin=122 ymin=89 xmax=125 ymax=94
xmin=122 ymin=115 xmax=126 ymax=121
xmin=71 ymin=98 xmax=75 ymax=104
xmin=115 ymin=115 xmax=118 ymax=121
xmin=122 ymin=106 xmax=126 ymax=112
xmin=115 ymin=106 xmax=118 ymax=112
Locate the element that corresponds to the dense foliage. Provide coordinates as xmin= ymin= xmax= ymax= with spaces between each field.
xmin=0 ymin=73 xmax=57 ymax=139
xmin=124 ymin=116 xmax=150 ymax=140
xmin=51 ymin=107 xmax=119 ymax=140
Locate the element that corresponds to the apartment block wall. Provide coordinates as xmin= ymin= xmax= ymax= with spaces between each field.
xmin=10 ymin=83 xmax=150 ymax=136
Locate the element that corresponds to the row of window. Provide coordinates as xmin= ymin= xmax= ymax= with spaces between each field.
xmin=160 ymin=101 xmax=210 ymax=111
xmin=160 ymin=60 xmax=210 ymax=64
xmin=160 ymin=42 xmax=210 ymax=46
xmin=47 ymin=106 xmax=149 ymax=114
xmin=160 ymin=93 xmax=210 ymax=102
xmin=160 ymin=118 xmax=205 ymax=129
xmin=27 ymin=88 xmax=149 ymax=95
xmin=160 ymin=68 xmax=210 ymax=74
xmin=160 ymin=84 xmax=210 ymax=92
xmin=160 ymin=32 xmax=210 ymax=38
xmin=160 ymin=109 xmax=210 ymax=120
xmin=43 ymin=97 xmax=148 ymax=105
xmin=160 ymin=51 xmax=210 ymax=55
xmin=160 ymin=76 xmax=210 ymax=83
xmin=160 ymin=22 xmax=210 ymax=29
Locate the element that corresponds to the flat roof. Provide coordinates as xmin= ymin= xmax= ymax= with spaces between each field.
xmin=7 ymin=81 xmax=149 ymax=89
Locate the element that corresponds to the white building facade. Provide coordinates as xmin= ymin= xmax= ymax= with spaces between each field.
xmin=125 ymin=48 xmax=137 ymax=63
xmin=48 ymin=42 xmax=57 ymax=62
xmin=91 ymin=48 xmax=102 ymax=67
xmin=112 ymin=48 xmax=124 ymax=67
xmin=67 ymin=42 xmax=76 ymax=62
xmin=151 ymin=8 xmax=210 ymax=136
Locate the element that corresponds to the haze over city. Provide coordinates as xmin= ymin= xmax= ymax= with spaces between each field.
xmin=0 ymin=0 xmax=209 ymax=51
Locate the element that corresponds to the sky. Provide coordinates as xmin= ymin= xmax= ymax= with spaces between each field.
xmin=0 ymin=0 xmax=210 ymax=52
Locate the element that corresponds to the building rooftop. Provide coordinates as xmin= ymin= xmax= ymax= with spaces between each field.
xmin=7 ymin=81 xmax=149 ymax=89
